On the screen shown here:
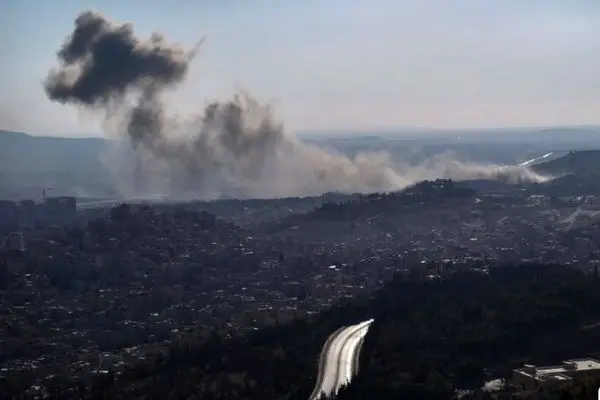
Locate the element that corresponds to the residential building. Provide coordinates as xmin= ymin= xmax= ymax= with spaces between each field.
xmin=513 ymin=358 xmax=600 ymax=397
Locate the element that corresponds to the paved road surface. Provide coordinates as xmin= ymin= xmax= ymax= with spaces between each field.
xmin=309 ymin=319 xmax=374 ymax=400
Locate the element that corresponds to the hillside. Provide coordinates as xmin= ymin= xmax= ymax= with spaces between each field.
xmin=261 ymin=179 xmax=477 ymax=235
xmin=41 ymin=263 xmax=600 ymax=399
xmin=527 ymin=173 xmax=600 ymax=197
xmin=532 ymin=150 xmax=600 ymax=177
xmin=334 ymin=264 xmax=600 ymax=399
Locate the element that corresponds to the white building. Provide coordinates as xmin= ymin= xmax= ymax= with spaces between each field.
xmin=513 ymin=358 xmax=600 ymax=398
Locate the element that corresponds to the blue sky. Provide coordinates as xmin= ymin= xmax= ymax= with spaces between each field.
xmin=1 ymin=0 xmax=599 ymax=136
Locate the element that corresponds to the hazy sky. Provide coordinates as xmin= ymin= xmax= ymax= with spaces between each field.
xmin=1 ymin=0 xmax=599 ymax=136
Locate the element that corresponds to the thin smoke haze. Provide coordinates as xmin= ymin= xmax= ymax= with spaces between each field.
xmin=44 ymin=11 xmax=551 ymax=200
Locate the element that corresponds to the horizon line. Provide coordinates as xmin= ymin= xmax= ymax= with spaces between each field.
xmin=2 ymin=123 xmax=599 ymax=139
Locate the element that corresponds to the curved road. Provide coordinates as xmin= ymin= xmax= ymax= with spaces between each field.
xmin=309 ymin=319 xmax=374 ymax=400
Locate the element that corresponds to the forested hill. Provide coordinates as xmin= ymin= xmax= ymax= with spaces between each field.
xmin=313 ymin=179 xmax=476 ymax=219
xmin=335 ymin=264 xmax=600 ymax=399
xmin=262 ymin=179 xmax=476 ymax=233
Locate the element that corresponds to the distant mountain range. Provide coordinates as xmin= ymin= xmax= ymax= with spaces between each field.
xmin=1 ymin=127 xmax=599 ymax=200
xmin=0 ymin=130 xmax=106 ymax=173
xmin=301 ymin=125 xmax=600 ymax=143
xmin=0 ymin=130 xmax=113 ymax=200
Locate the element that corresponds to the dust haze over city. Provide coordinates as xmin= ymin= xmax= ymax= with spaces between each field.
xmin=3 ymin=2 xmax=600 ymax=400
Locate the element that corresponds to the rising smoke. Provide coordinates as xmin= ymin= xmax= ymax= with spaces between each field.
xmin=44 ymin=11 xmax=551 ymax=200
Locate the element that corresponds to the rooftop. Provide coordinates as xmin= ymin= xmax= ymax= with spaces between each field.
xmin=536 ymin=373 xmax=572 ymax=382
xmin=569 ymin=358 xmax=600 ymax=371
xmin=515 ymin=358 xmax=600 ymax=379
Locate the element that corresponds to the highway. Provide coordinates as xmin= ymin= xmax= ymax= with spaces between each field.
xmin=309 ymin=319 xmax=374 ymax=400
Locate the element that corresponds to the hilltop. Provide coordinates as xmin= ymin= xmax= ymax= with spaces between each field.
xmin=532 ymin=150 xmax=600 ymax=177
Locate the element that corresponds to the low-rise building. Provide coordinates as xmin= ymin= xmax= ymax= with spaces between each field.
xmin=513 ymin=358 xmax=600 ymax=397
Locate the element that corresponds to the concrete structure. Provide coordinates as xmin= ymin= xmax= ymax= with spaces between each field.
xmin=513 ymin=358 xmax=600 ymax=397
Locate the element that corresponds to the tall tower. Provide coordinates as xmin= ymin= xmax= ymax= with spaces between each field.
xmin=42 ymin=187 xmax=54 ymax=202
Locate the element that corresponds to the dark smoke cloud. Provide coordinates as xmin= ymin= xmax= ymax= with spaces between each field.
xmin=44 ymin=11 xmax=550 ymax=199
xmin=44 ymin=10 xmax=194 ymax=106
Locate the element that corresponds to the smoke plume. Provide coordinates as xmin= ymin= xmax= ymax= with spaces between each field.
xmin=44 ymin=11 xmax=551 ymax=199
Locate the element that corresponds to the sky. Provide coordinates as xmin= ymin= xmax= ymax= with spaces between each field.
xmin=1 ymin=0 xmax=599 ymax=137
